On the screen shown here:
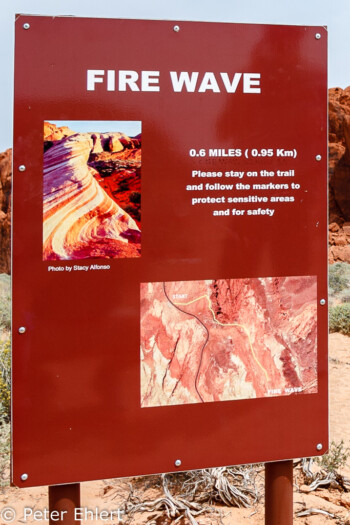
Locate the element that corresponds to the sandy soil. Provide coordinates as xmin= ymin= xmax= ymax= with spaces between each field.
xmin=1 ymin=333 xmax=350 ymax=524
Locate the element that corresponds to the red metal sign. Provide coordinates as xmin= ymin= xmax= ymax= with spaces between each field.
xmin=12 ymin=15 xmax=328 ymax=487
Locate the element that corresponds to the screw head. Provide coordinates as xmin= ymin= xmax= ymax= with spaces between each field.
xmin=23 ymin=23 xmax=30 ymax=30
xmin=173 ymin=25 xmax=180 ymax=32
xmin=174 ymin=459 xmax=181 ymax=467
xmin=19 ymin=165 xmax=26 ymax=172
xmin=316 ymin=443 xmax=323 ymax=451
xmin=316 ymin=155 xmax=322 ymax=161
xmin=320 ymin=299 xmax=326 ymax=306
xmin=21 ymin=473 xmax=28 ymax=481
xmin=315 ymin=33 xmax=321 ymax=40
xmin=18 ymin=327 xmax=26 ymax=334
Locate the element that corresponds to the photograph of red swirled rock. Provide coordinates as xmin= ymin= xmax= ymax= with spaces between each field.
xmin=43 ymin=121 xmax=141 ymax=260
xmin=140 ymin=276 xmax=317 ymax=407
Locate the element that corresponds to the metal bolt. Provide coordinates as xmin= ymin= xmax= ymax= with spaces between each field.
xmin=316 ymin=155 xmax=322 ymax=161
xmin=174 ymin=459 xmax=181 ymax=467
xmin=173 ymin=25 xmax=180 ymax=32
xmin=19 ymin=165 xmax=26 ymax=172
xmin=21 ymin=473 xmax=28 ymax=481
xmin=315 ymin=33 xmax=321 ymax=40
xmin=316 ymin=443 xmax=323 ymax=451
xmin=18 ymin=327 xmax=26 ymax=334
xmin=320 ymin=299 xmax=326 ymax=306
xmin=23 ymin=23 xmax=30 ymax=30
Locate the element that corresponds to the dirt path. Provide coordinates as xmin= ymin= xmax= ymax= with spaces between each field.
xmin=329 ymin=333 xmax=350 ymax=456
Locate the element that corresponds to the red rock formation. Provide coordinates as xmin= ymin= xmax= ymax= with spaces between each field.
xmin=43 ymin=128 xmax=141 ymax=261
xmin=43 ymin=121 xmax=76 ymax=142
xmin=88 ymin=137 xmax=141 ymax=227
xmin=329 ymin=87 xmax=350 ymax=263
xmin=141 ymin=276 xmax=317 ymax=407
xmin=0 ymin=149 xmax=11 ymax=274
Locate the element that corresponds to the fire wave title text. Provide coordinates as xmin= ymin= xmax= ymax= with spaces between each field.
xmin=86 ymin=70 xmax=261 ymax=93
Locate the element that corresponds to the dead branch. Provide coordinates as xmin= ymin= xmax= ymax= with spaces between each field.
xmin=177 ymin=466 xmax=260 ymax=508
xmin=307 ymin=472 xmax=339 ymax=491
xmin=301 ymin=457 xmax=315 ymax=481
xmin=121 ymin=473 xmax=213 ymax=525
xmin=296 ymin=507 xmax=337 ymax=518
xmin=120 ymin=466 xmax=261 ymax=523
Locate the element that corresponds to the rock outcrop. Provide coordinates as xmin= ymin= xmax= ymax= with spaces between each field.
xmin=0 ymin=149 xmax=11 ymax=274
xmin=329 ymin=87 xmax=350 ymax=263
xmin=43 ymin=121 xmax=76 ymax=142
xmin=43 ymin=127 xmax=141 ymax=260
xmin=141 ymin=277 xmax=317 ymax=407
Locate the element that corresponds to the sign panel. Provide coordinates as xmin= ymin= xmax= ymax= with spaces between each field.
xmin=12 ymin=16 xmax=328 ymax=487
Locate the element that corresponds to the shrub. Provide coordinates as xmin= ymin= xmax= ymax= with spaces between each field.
xmin=0 ymin=415 xmax=10 ymax=487
xmin=329 ymin=263 xmax=350 ymax=293
xmin=0 ymin=340 xmax=10 ymax=421
xmin=317 ymin=440 xmax=350 ymax=473
xmin=0 ymin=275 xmax=10 ymax=332
xmin=329 ymin=304 xmax=350 ymax=335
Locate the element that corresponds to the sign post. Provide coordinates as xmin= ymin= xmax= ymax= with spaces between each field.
xmin=48 ymin=484 xmax=81 ymax=525
xmin=13 ymin=15 xmax=327 ymax=518
xmin=265 ymin=461 xmax=293 ymax=524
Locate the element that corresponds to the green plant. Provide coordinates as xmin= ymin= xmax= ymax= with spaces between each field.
xmin=329 ymin=263 xmax=350 ymax=293
xmin=329 ymin=304 xmax=350 ymax=335
xmin=0 ymin=415 xmax=10 ymax=487
xmin=0 ymin=274 xmax=10 ymax=331
xmin=0 ymin=339 xmax=10 ymax=421
xmin=317 ymin=440 xmax=350 ymax=473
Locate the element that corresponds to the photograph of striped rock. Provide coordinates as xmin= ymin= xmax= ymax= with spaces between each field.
xmin=43 ymin=121 xmax=141 ymax=261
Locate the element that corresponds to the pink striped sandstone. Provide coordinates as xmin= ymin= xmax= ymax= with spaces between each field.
xmin=43 ymin=132 xmax=140 ymax=261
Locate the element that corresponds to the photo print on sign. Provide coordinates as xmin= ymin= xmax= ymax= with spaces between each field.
xmin=141 ymin=276 xmax=317 ymax=407
xmin=43 ymin=120 xmax=141 ymax=261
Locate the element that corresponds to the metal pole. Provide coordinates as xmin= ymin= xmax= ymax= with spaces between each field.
xmin=49 ymin=483 xmax=81 ymax=524
xmin=265 ymin=460 xmax=293 ymax=525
